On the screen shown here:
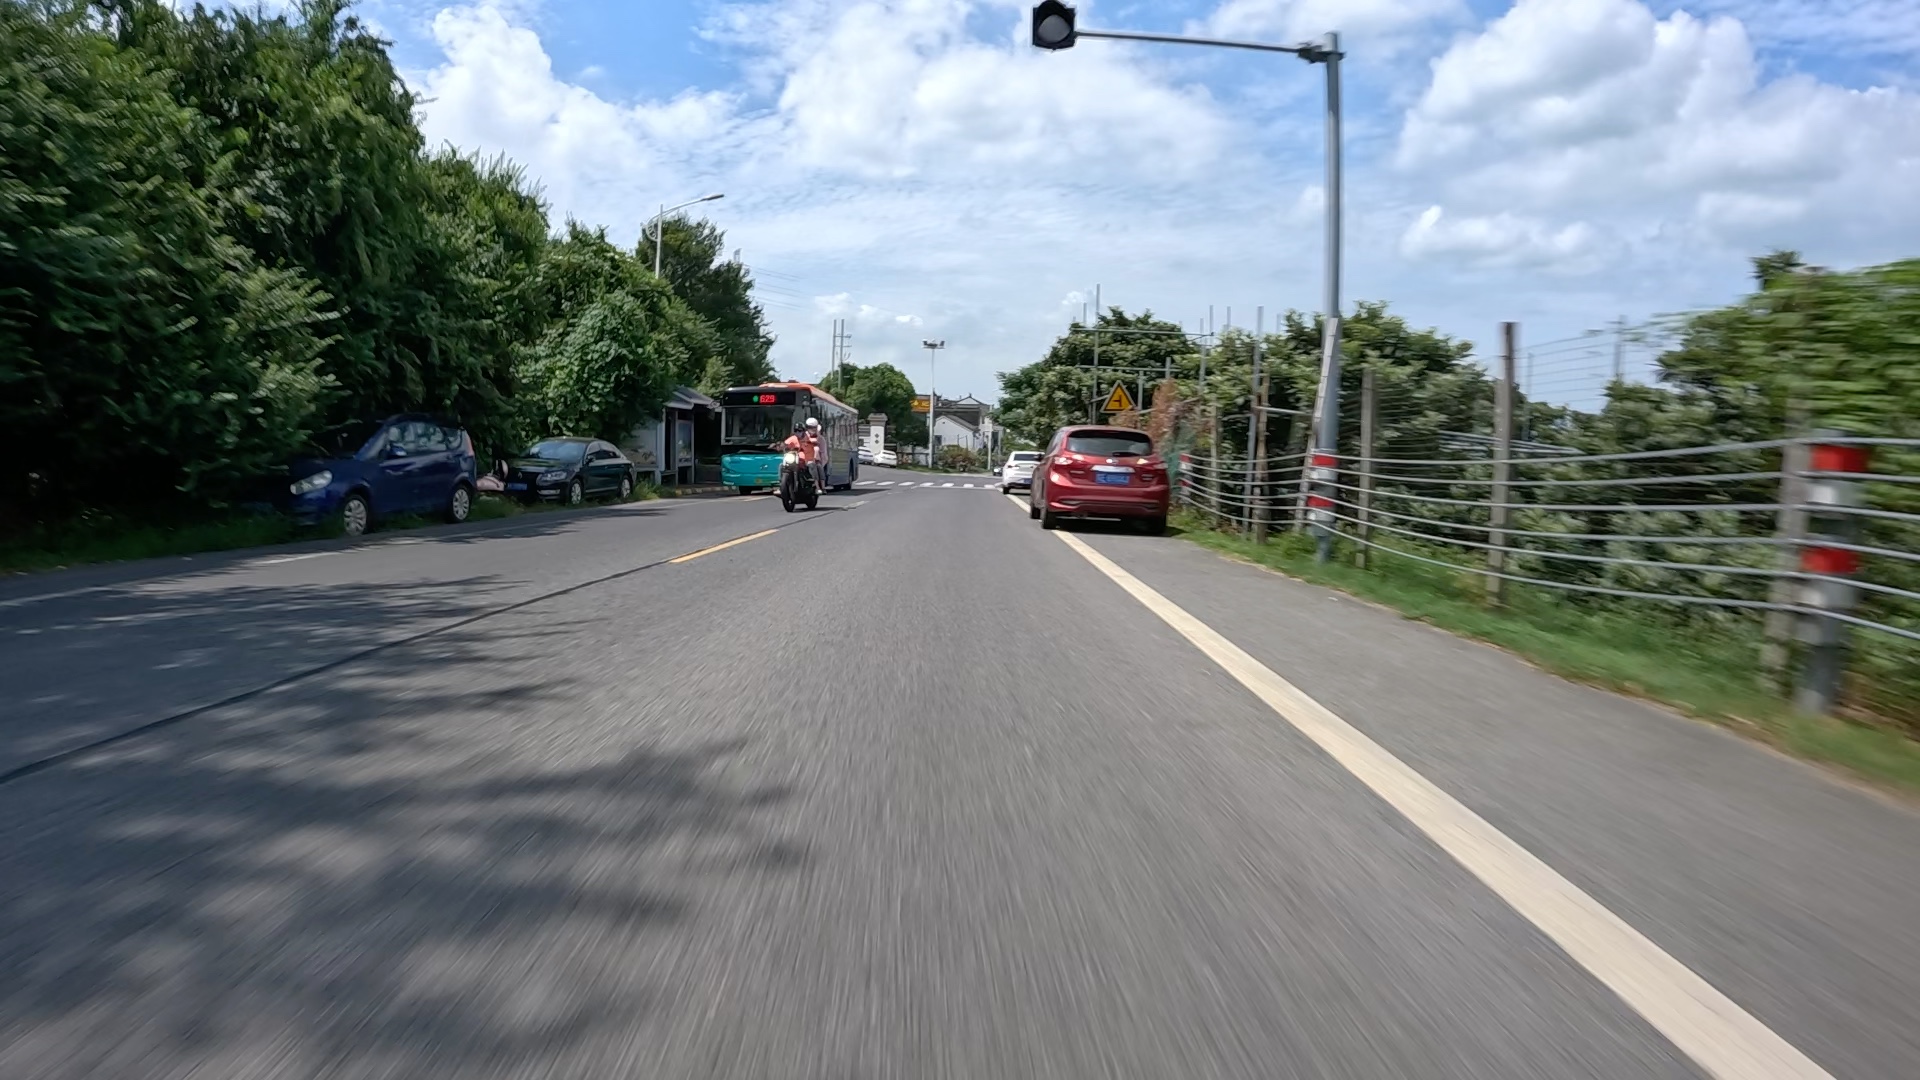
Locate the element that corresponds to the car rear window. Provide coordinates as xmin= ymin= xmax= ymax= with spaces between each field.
xmin=1065 ymin=430 xmax=1153 ymax=456
xmin=1010 ymin=452 xmax=1041 ymax=463
xmin=305 ymin=420 xmax=385 ymax=458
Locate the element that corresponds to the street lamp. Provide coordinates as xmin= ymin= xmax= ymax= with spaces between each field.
xmin=922 ymin=339 xmax=945 ymax=467
xmin=649 ymin=193 xmax=725 ymax=279
xmin=1029 ymin=3 xmax=1345 ymax=559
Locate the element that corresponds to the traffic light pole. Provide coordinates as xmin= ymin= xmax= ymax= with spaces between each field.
xmin=1031 ymin=3 xmax=1344 ymax=559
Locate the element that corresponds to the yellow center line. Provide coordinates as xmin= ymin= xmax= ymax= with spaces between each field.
xmin=669 ymin=528 xmax=779 ymax=564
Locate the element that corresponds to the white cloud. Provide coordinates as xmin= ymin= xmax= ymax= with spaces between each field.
xmin=1400 ymin=206 xmax=1611 ymax=272
xmin=813 ymin=293 xmax=923 ymax=327
xmin=1203 ymin=0 xmax=1470 ymax=48
xmin=402 ymin=0 xmax=1919 ymax=406
xmin=707 ymin=0 xmax=1232 ymax=181
xmin=1397 ymin=0 xmax=1920 ymax=255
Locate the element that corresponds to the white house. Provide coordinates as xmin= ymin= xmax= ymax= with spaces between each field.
xmin=932 ymin=412 xmax=979 ymax=453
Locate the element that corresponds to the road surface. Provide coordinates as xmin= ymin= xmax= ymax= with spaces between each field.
xmin=1 ymin=464 xmax=1916 ymax=1079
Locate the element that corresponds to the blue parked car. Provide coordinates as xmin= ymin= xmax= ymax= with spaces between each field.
xmin=284 ymin=415 xmax=478 ymax=536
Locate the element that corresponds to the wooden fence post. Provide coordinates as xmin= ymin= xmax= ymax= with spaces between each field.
xmin=1486 ymin=322 xmax=1517 ymax=607
xmin=1761 ymin=403 xmax=1809 ymax=690
xmin=1252 ymin=370 xmax=1271 ymax=544
xmin=1357 ymin=362 xmax=1376 ymax=570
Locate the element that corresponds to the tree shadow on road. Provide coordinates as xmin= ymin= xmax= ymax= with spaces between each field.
xmin=0 ymin=603 xmax=806 ymax=1079
xmin=0 ymin=575 xmax=544 ymax=777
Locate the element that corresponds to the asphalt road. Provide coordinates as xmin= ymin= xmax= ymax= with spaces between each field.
xmin=1 ymin=475 xmax=1917 ymax=1078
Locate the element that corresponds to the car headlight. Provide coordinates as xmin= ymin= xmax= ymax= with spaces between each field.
xmin=782 ymin=452 xmax=799 ymax=465
xmin=538 ymin=470 xmax=568 ymax=483
xmin=289 ymin=470 xmax=332 ymax=495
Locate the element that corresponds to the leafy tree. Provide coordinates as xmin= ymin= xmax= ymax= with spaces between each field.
xmin=517 ymin=224 xmax=713 ymax=444
xmin=821 ymin=360 xmax=924 ymax=447
xmin=1 ymin=0 xmax=335 ymax=515
xmin=638 ymin=215 xmax=775 ymax=392
xmin=997 ymin=308 xmax=1198 ymax=445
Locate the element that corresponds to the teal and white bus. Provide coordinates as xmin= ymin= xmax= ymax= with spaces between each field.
xmin=718 ymin=382 xmax=861 ymax=495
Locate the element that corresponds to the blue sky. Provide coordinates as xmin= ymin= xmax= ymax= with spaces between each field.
xmin=353 ymin=0 xmax=1920 ymax=409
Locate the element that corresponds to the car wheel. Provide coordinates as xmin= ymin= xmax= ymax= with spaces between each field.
xmin=446 ymin=483 xmax=473 ymax=524
xmin=341 ymin=492 xmax=371 ymax=537
xmin=566 ymin=478 xmax=584 ymax=506
xmin=1040 ymin=509 xmax=1059 ymax=530
xmin=1028 ymin=500 xmax=1040 ymax=520
xmin=1137 ymin=515 xmax=1167 ymax=536
xmin=617 ymin=473 xmax=633 ymax=501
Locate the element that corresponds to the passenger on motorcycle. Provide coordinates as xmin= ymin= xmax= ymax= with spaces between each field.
xmin=781 ymin=419 xmax=827 ymax=494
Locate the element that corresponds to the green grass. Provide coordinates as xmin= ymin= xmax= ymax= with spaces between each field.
xmin=0 ymin=510 xmax=331 ymax=575
xmin=1171 ymin=510 xmax=1920 ymax=796
xmin=0 ymin=481 xmax=663 ymax=576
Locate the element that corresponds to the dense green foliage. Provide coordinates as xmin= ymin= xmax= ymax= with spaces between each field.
xmin=0 ymin=0 xmax=773 ymax=527
xmin=997 ymin=253 xmax=1918 ymax=723
xmin=820 ymin=360 xmax=926 ymax=449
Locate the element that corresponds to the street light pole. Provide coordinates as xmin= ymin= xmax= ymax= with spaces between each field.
xmin=649 ymin=193 xmax=726 ymax=279
xmin=1311 ymin=35 xmax=1344 ymax=562
xmin=1031 ymin=4 xmax=1345 ymax=557
xmin=922 ymin=339 xmax=945 ymax=467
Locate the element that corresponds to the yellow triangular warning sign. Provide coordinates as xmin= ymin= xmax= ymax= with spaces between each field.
xmin=1102 ymin=382 xmax=1135 ymax=413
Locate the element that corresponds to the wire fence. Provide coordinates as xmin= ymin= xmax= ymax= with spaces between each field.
xmin=1173 ymin=410 xmax=1920 ymax=732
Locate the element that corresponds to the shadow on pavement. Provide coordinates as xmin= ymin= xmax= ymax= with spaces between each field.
xmin=0 ymin=606 xmax=804 ymax=1079
xmin=1 ymin=576 xmax=531 ymax=778
xmin=0 ymin=501 xmax=674 ymax=603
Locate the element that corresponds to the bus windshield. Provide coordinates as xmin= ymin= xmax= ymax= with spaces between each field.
xmin=723 ymin=405 xmax=795 ymax=448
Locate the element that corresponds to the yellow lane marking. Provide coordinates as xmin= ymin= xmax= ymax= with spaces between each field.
xmin=669 ymin=529 xmax=778 ymax=564
xmin=1048 ymin=526 xmax=1833 ymax=1080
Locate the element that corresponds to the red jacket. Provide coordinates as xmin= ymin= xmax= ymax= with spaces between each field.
xmin=783 ymin=433 xmax=820 ymax=463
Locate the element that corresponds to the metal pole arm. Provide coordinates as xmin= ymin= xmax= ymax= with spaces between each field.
xmin=1076 ymin=26 xmax=1339 ymax=61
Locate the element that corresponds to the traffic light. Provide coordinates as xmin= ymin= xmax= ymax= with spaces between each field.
xmin=1031 ymin=1 xmax=1076 ymax=50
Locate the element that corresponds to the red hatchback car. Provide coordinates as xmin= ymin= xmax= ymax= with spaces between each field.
xmin=1028 ymin=425 xmax=1171 ymax=534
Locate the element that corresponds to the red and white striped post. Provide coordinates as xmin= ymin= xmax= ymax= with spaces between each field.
xmin=1304 ymin=451 xmax=1338 ymax=533
xmin=1794 ymin=433 xmax=1871 ymax=715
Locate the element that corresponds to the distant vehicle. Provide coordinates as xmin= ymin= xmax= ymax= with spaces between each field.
xmin=1028 ymin=425 xmax=1169 ymax=535
xmin=284 ymin=415 xmax=478 ymax=537
xmin=874 ymin=448 xmax=899 ymax=467
xmin=858 ymin=446 xmax=875 ymax=465
xmin=999 ymin=450 xmax=1043 ymax=493
xmin=718 ymin=383 xmax=859 ymax=494
xmin=502 ymin=438 xmax=635 ymax=505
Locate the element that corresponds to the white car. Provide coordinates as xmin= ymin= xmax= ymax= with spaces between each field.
xmin=875 ymin=448 xmax=899 ymax=467
xmin=998 ymin=450 xmax=1043 ymax=492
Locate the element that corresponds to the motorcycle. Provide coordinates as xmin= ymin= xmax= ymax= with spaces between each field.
xmin=777 ymin=450 xmax=820 ymax=513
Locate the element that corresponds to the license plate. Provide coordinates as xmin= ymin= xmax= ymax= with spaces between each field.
xmin=1095 ymin=472 xmax=1130 ymax=485
xmin=505 ymin=482 xmax=527 ymax=491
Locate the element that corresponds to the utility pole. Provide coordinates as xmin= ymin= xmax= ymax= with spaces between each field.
xmin=1612 ymin=316 xmax=1626 ymax=383
xmin=1090 ymin=283 xmax=1102 ymax=424
xmin=922 ymin=339 xmax=945 ymax=467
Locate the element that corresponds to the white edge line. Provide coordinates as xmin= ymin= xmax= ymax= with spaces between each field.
xmin=1040 ymin=518 xmax=1831 ymax=1080
xmin=255 ymin=551 xmax=340 ymax=565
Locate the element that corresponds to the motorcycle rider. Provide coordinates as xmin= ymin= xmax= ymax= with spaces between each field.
xmin=780 ymin=418 xmax=827 ymax=494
